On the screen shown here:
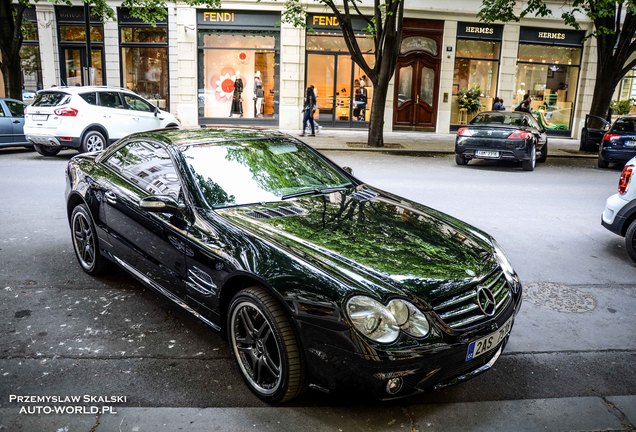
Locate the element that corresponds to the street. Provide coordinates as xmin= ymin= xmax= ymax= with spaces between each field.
xmin=0 ymin=147 xmax=635 ymax=431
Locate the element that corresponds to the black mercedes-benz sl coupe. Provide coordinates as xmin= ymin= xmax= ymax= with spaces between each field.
xmin=65 ymin=128 xmax=523 ymax=403
xmin=455 ymin=111 xmax=548 ymax=171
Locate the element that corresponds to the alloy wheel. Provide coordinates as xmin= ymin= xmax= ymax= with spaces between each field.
xmin=230 ymin=300 xmax=283 ymax=395
xmin=72 ymin=211 xmax=95 ymax=270
xmin=85 ymin=133 xmax=105 ymax=152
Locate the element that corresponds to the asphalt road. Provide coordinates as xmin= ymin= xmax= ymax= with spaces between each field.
xmin=0 ymin=148 xmax=634 ymax=430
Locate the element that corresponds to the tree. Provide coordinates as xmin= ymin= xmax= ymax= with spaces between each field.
xmin=0 ymin=0 xmax=217 ymax=99
xmin=283 ymin=0 xmax=405 ymax=147
xmin=478 ymin=0 xmax=636 ymax=123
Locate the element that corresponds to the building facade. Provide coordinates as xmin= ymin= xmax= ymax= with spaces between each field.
xmin=2 ymin=1 xmax=598 ymax=137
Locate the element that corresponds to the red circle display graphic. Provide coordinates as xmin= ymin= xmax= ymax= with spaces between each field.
xmin=221 ymin=78 xmax=235 ymax=93
xmin=239 ymin=52 xmax=246 ymax=60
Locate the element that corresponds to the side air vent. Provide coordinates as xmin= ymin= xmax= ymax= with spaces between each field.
xmin=245 ymin=205 xmax=305 ymax=220
xmin=352 ymin=189 xmax=378 ymax=202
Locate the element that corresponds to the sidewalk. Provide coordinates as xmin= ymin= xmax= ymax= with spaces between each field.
xmin=282 ymin=128 xmax=595 ymax=158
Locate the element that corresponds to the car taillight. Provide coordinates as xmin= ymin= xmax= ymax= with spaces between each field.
xmin=54 ymin=107 xmax=78 ymax=117
xmin=603 ymin=133 xmax=620 ymax=142
xmin=508 ymin=130 xmax=532 ymax=139
xmin=618 ymin=165 xmax=633 ymax=195
xmin=457 ymin=127 xmax=475 ymax=137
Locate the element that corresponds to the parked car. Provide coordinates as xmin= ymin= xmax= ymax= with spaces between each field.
xmin=0 ymin=98 xmax=30 ymax=149
xmin=66 ymin=128 xmax=523 ymax=403
xmin=597 ymin=116 xmax=636 ymax=168
xmin=24 ymin=86 xmax=180 ymax=157
xmin=580 ymin=114 xmax=610 ymax=152
xmin=602 ymin=156 xmax=636 ymax=263
xmin=455 ymin=111 xmax=548 ymax=171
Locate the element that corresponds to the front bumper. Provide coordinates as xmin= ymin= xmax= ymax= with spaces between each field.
xmin=298 ymin=297 xmax=521 ymax=400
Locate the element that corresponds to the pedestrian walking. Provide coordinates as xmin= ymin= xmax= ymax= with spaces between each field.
xmin=493 ymin=97 xmax=505 ymax=110
xmin=301 ymin=85 xmax=317 ymax=137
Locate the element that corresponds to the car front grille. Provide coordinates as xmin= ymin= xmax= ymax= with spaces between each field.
xmin=431 ymin=267 xmax=511 ymax=331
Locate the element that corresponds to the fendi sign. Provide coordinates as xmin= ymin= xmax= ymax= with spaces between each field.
xmin=306 ymin=13 xmax=370 ymax=33
xmin=197 ymin=10 xmax=279 ymax=29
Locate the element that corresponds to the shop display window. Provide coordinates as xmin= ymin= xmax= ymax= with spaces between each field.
xmin=59 ymin=26 xmax=104 ymax=43
xmin=515 ymin=44 xmax=582 ymax=131
xmin=198 ymin=31 xmax=278 ymax=119
xmin=122 ymin=47 xmax=168 ymax=108
xmin=20 ymin=18 xmax=42 ymax=99
xmin=451 ymin=40 xmax=500 ymax=125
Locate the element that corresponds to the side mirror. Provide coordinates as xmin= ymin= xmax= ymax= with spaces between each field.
xmin=139 ymin=195 xmax=185 ymax=214
xmin=154 ymin=106 xmax=160 ymax=117
xmin=342 ymin=166 xmax=354 ymax=175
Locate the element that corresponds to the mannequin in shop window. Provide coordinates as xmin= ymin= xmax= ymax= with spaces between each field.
xmin=353 ymin=79 xmax=368 ymax=121
xmin=254 ymin=71 xmax=264 ymax=118
xmin=230 ymin=71 xmax=244 ymax=117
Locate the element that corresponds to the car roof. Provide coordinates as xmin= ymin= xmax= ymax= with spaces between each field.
xmin=124 ymin=128 xmax=293 ymax=147
xmin=0 ymin=98 xmax=24 ymax=103
xmin=38 ymin=86 xmax=134 ymax=94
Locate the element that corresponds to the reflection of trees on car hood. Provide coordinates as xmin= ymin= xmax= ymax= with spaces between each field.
xmin=219 ymin=188 xmax=496 ymax=298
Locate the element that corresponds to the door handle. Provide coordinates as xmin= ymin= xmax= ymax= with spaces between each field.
xmin=12 ymin=120 xmax=20 ymax=124
xmin=416 ymin=95 xmax=420 ymax=104
xmin=132 ymin=117 xmax=139 ymax=121
xmin=104 ymin=191 xmax=117 ymax=205
xmin=103 ymin=115 xmax=111 ymax=119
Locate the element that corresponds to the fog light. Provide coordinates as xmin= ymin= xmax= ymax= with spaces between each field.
xmin=386 ymin=377 xmax=403 ymax=395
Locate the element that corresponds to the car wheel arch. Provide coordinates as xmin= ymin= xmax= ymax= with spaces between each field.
xmin=81 ymin=124 xmax=109 ymax=144
xmin=621 ymin=210 xmax=636 ymax=237
xmin=218 ymin=273 xmax=294 ymax=339
xmin=67 ymin=192 xmax=87 ymax=222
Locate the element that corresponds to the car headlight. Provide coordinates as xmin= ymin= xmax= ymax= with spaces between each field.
xmin=346 ymin=296 xmax=430 ymax=343
xmin=492 ymin=240 xmax=521 ymax=292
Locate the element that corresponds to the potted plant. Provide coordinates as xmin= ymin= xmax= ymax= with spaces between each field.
xmin=457 ymin=85 xmax=483 ymax=114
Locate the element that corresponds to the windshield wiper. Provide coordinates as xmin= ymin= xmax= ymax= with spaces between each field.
xmin=281 ymin=185 xmax=351 ymax=200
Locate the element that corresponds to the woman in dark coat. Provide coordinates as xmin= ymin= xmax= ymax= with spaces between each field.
xmin=301 ymin=85 xmax=317 ymax=136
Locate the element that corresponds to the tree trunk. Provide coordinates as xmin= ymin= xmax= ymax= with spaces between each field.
xmin=367 ymin=77 xmax=390 ymax=147
xmin=0 ymin=57 xmax=23 ymax=100
xmin=588 ymin=75 xmax=618 ymax=120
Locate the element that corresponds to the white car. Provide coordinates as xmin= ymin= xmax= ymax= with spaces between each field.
xmin=602 ymin=156 xmax=636 ymax=262
xmin=24 ymin=86 xmax=180 ymax=156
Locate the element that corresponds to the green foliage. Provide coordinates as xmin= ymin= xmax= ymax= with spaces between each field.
xmin=457 ymin=85 xmax=482 ymax=113
xmin=610 ymin=99 xmax=634 ymax=115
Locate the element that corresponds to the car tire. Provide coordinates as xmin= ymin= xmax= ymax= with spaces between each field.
xmin=81 ymin=130 xmax=107 ymax=153
xmin=228 ymin=286 xmax=305 ymax=404
xmin=521 ymin=144 xmax=536 ymax=171
xmin=33 ymin=144 xmax=61 ymax=157
xmin=597 ymin=157 xmax=609 ymax=168
xmin=537 ymin=142 xmax=548 ymax=163
xmin=70 ymin=204 xmax=108 ymax=275
xmin=626 ymin=219 xmax=636 ymax=263
xmin=455 ymin=154 xmax=468 ymax=166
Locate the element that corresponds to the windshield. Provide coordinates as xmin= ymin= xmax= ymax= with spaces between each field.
xmin=471 ymin=112 xmax=525 ymax=126
xmin=183 ymin=138 xmax=353 ymax=208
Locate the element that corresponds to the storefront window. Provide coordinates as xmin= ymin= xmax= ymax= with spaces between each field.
xmin=56 ymin=7 xmax=105 ymax=86
xmin=119 ymin=9 xmax=169 ymax=108
xmin=305 ymin=16 xmax=375 ymax=127
xmin=20 ymin=12 xmax=42 ymax=101
xmin=198 ymin=31 xmax=278 ymax=119
xmin=515 ymin=28 xmax=584 ymax=133
xmin=451 ymin=39 xmax=500 ymax=126
xmin=615 ymin=70 xmax=636 ymax=101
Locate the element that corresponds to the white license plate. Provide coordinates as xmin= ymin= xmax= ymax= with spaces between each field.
xmin=466 ymin=316 xmax=513 ymax=361
xmin=31 ymin=114 xmax=48 ymax=121
xmin=625 ymin=140 xmax=636 ymax=147
xmin=475 ymin=150 xmax=500 ymax=158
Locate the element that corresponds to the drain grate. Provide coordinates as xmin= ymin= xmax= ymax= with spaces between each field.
xmin=524 ymin=282 xmax=596 ymax=313
xmin=346 ymin=142 xmax=404 ymax=149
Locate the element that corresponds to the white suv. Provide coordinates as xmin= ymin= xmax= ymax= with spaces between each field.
xmin=24 ymin=86 xmax=180 ymax=156
xmin=602 ymin=156 xmax=636 ymax=262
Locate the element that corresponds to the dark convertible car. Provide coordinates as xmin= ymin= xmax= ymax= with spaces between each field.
xmin=65 ymin=128 xmax=523 ymax=403
xmin=455 ymin=111 xmax=548 ymax=171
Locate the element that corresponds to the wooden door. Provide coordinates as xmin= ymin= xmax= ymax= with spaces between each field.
xmin=394 ymin=54 xmax=439 ymax=129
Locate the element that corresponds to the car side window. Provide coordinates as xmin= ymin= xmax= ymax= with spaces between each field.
xmin=5 ymin=101 xmax=25 ymax=117
xmin=105 ymin=141 xmax=181 ymax=199
xmin=80 ymin=92 xmax=97 ymax=105
xmin=123 ymin=94 xmax=154 ymax=113
xmin=0 ymin=104 xmax=5 ymax=117
xmin=98 ymin=92 xmax=124 ymax=109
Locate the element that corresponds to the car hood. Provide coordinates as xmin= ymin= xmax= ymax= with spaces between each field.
xmin=214 ymin=186 xmax=497 ymax=304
